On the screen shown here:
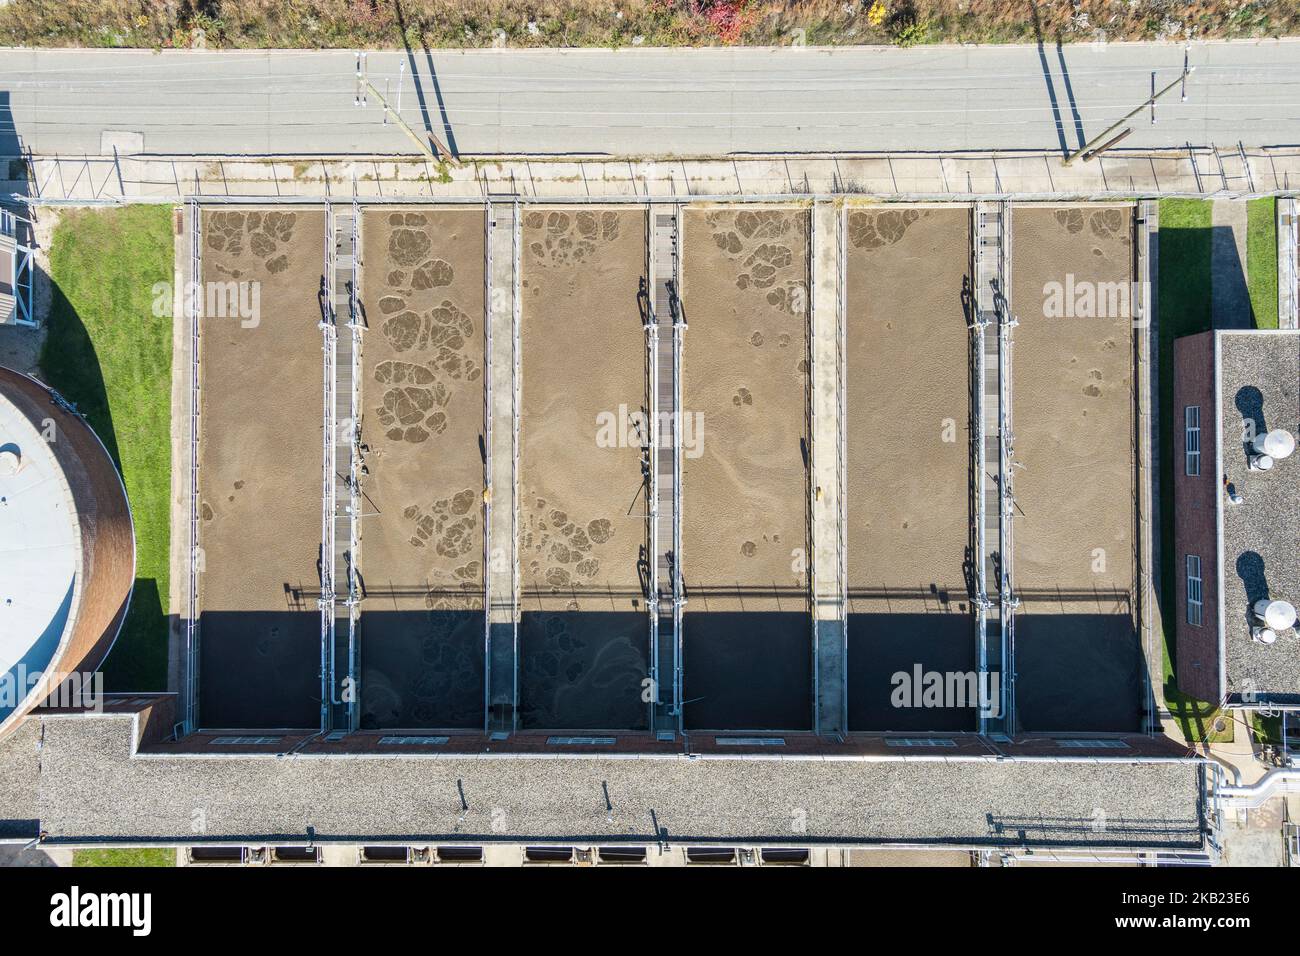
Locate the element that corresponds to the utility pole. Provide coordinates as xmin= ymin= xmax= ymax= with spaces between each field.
xmin=1063 ymin=49 xmax=1192 ymax=166
xmin=354 ymin=53 xmax=459 ymax=167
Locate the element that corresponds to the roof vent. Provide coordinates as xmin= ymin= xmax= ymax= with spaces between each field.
xmin=1251 ymin=626 xmax=1278 ymax=645
xmin=1253 ymin=599 xmax=1297 ymax=633
xmin=0 ymin=446 xmax=20 ymax=476
xmin=1252 ymin=429 xmax=1296 ymax=461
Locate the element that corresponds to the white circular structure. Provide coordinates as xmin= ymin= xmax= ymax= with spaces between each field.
xmin=0 ymin=405 xmax=79 ymax=712
xmin=0 ymin=367 xmax=135 ymax=740
xmin=1252 ymin=429 xmax=1296 ymax=461
xmin=1250 ymin=454 xmax=1274 ymax=472
xmin=1254 ymin=599 xmax=1298 ymax=632
xmin=1252 ymin=627 xmax=1278 ymax=645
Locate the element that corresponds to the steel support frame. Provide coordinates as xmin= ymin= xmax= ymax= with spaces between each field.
xmin=1 ymin=208 xmax=36 ymax=327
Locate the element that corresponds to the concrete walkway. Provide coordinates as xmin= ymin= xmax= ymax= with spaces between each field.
xmin=9 ymin=145 xmax=1300 ymax=205
xmin=810 ymin=201 xmax=844 ymax=736
xmin=485 ymin=200 xmax=519 ymax=733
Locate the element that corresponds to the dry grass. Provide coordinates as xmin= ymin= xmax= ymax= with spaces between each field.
xmin=1 ymin=0 xmax=1296 ymax=49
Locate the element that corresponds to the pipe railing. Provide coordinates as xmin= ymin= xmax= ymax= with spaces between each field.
xmin=482 ymin=200 xmax=494 ymax=732
xmin=319 ymin=203 xmax=338 ymax=733
xmin=996 ymin=198 xmax=1018 ymax=731
xmin=185 ymin=199 xmax=203 ymax=732
xmin=345 ymin=200 xmax=362 ymax=730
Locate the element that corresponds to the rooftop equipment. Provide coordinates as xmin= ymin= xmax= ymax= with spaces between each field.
xmin=1252 ymin=429 xmax=1296 ymax=461
xmin=1251 ymin=626 xmax=1278 ymax=645
xmin=1254 ymin=599 xmax=1298 ymax=633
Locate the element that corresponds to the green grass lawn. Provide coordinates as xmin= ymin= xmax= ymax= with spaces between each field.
xmin=1246 ymin=197 xmax=1279 ymax=330
xmin=40 ymin=205 xmax=174 ymax=691
xmin=73 ymin=848 xmax=175 ymax=867
xmin=1155 ymin=199 xmax=1224 ymax=743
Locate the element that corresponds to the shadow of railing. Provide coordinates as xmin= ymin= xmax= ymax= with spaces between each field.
xmin=986 ymin=812 xmax=1203 ymax=847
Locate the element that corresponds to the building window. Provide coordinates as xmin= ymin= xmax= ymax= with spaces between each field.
xmin=1184 ymin=405 xmax=1201 ymax=476
xmin=715 ymin=737 xmax=785 ymax=747
xmin=1186 ymin=555 xmax=1203 ymax=626
xmin=1055 ymin=739 xmax=1130 ymax=749
xmin=211 ymin=735 xmax=280 ymax=745
xmin=885 ymin=737 xmax=958 ymax=748
xmin=378 ymin=736 xmax=449 ymax=745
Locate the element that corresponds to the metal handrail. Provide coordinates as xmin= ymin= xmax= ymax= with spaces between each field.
xmin=808 ymin=205 xmax=819 ymax=731
xmin=836 ymin=204 xmax=849 ymax=731
xmin=319 ymin=202 xmax=337 ymax=733
xmin=997 ymin=198 xmax=1017 ymax=730
xmin=346 ymin=200 xmax=362 ymax=730
xmin=511 ymin=199 xmax=522 ymax=731
xmin=971 ymin=204 xmax=990 ymax=736
xmin=1281 ymin=198 xmax=1298 ymax=328
xmin=672 ymin=203 xmax=685 ymax=731
xmin=482 ymin=200 xmax=494 ymax=733
xmin=646 ymin=231 xmax=660 ymax=715
xmin=185 ymin=199 xmax=203 ymax=732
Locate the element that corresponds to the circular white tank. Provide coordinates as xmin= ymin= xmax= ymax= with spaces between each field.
xmin=1252 ymin=627 xmax=1278 ymax=645
xmin=1252 ymin=429 xmax=1296 ymax=460
xmin=1254 ymin=599 xmax=1298 ymax=631
xmin=1250 ymin=454 xmax=1275 ymax=472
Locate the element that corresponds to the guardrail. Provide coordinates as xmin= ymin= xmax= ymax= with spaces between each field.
xmin=185 ymin=199 xmax=203 ymax=732
xmin=319 ymin=203 xmax=338 ymax=733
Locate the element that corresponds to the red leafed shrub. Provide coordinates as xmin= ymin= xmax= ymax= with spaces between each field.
xmin=688 ymin=0 xmax=759 ymax=44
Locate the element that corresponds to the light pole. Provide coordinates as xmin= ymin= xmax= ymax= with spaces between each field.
xmin=1063 ymin=51 xmax=1192 ymax=166
xmin=354 ymin=53 xmax=459 ymax=167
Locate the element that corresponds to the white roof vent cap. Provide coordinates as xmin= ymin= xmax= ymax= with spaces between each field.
xmin=1252 ymin=626 xmax=1278 ymax=645
xmin=0 ymin=446 xmax=21 ymax=476
xmin=1254 ymin=599 xmax=1297 ymax=632
xmin=1252 ymin=429 xmax=1296 ymax=460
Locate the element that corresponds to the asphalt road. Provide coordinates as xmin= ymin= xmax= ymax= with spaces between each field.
xmin=1 ymin=40 xmax=1299 ymax=158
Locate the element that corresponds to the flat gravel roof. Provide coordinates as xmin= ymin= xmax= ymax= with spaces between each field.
xmin=11 ymin=713 xmax=1208 ymax=850
xmin=1218 ymin=331 xmax=1300 ymax=705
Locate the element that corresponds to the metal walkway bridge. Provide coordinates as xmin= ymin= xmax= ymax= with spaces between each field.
xmin=1281 ymin=198 xmax=1298 ymax=329
xmin=485 ymin=199 xmax=521 ymax=737
xmin=320 ymin=199 xmax=362 ymax=733
xmin=972 ymin=200 xmax=1019 ymax=736
xmin=647 ymin=204 xmax=684 ymax=737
